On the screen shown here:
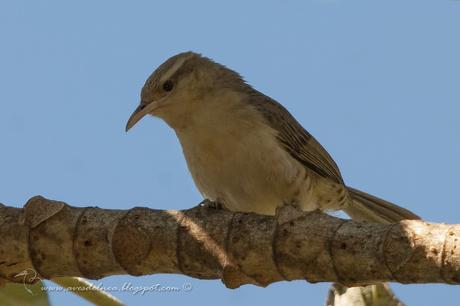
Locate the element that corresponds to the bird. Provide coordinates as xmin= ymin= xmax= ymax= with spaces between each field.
xmin=126 ymin=51 xmax=420 ymax=224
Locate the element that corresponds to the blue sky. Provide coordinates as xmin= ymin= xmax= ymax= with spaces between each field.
xmin=1 ymin=1 xmax=459 ymax=305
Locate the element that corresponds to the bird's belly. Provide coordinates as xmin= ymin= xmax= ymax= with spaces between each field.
xmin=197 ymin=153 xmax=299 ymax=215
xmin=177 ymin=126 xmax=321 ymax=215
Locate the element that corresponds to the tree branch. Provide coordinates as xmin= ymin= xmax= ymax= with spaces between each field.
xmin=0 ymin=196 xmax=459 ymax=288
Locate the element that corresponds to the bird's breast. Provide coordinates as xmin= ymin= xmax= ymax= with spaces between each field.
xmin=175 ymin=117 xmax=311 ymax=215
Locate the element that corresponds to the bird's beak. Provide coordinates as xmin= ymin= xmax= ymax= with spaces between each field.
xmin=125 ymin=100 xmax=162 ymax=132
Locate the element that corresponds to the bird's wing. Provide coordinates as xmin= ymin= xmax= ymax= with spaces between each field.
xmin=248 ymin=91 xmax=343 ymax=184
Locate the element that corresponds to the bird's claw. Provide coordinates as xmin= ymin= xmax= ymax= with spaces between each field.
xmin=200 ymin=199 xmax=225 ymax=210
xmin=281 ymin=200 xmax=303 ymax=212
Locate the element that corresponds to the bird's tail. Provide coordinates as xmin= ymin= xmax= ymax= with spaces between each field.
xmin=344 ymin=187 xmax=420 ymax=224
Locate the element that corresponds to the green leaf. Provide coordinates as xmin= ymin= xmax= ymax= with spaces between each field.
xmin=0 ymin=281 xmax=50 ymax=306
xmin=325 ymin=283 xmax=404 ymax=306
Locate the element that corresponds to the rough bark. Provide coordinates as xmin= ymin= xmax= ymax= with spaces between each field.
xmin=0 ymin=196 xmax=459 ymax=288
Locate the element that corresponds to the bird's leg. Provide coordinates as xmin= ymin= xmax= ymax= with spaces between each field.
xmin=199 ymin=199 xmax=225 ymax=210
xmin=283 ymin=200 xmax=301 ymax=211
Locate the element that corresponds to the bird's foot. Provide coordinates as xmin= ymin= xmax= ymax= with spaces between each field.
xmin=283 ymin=200 xmax=301 ymax=210
xmin=200 ymin=199 xmax=225 ymax=210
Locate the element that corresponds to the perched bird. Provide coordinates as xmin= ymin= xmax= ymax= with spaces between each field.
xmin=126 ymin=52 xmax=419 ymax=223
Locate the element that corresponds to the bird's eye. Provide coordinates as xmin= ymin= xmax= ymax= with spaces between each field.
xmin=162 ymin=80 xmax=174 ymax=92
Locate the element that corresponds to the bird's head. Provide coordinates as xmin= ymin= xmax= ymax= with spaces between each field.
xmin=126 ymin=51 xmax=247 ymax=131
